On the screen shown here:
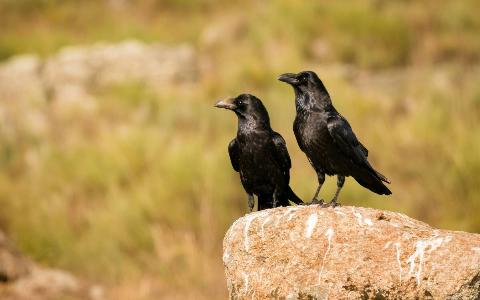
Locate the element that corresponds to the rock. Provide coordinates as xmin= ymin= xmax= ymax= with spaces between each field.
xmin=0 ymin=40 xmax=198 ymax=139
xmin=0 ymin=40 xmax=198 ymax=106
xmin=11 ymin=267 xmax=81 ymax=299
xmin=199 ymin=15 xmax=247 ymax=49
xmin=42 ymin=39 xmax=198 ymax=101
xmin=0 ymin=231 xmax=30 ymax=282
xmin=0 ymin=229 xmax=100 ymax=300
xmin=0 ymin=55 xmax=45 ymax=105
xmin=223 ymin=205 xmax=480 ymax=299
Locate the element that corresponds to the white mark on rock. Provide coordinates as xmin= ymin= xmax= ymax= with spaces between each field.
xmin=243 ymin=214 xmax=257 ymax=252
xmin=277 ymin=207 xmax=302 ymax=225
xmin=318 ymin=228 xmax=334 ymax=283
xmin=472 ymin=247 xmax=480 ymax=252
xmin=224 ymin=217 xmax=243 ymax=262
xmin=390 ymin=222 xmax=400 ymax=228
xmin=352 ymin=209 xmax=364 ymax=225
xmin=225 ymin=218 xmax=242 ymax=245
xmin=286 ymin=292 xmax=297 ymax=300
xmin=222 ymin=250 xmax=230 ymax=264
xmin=334 ymin=210 xmax=346 ymax=217
xmin=384 ymin=241 xmax=392 ymax=249
xmin=364 ymin=218 xmax=373 ymax=226
xmin=243 ymin=211 xmax=270 ymax=251
xmin=406 ymin=236 xmax=449 ymax=284
xmin=305 ymin=213 xmax=318 ymax=238
xmin=394 ymin=242 xmax=403 ymax=281
xmin=351 ymin=208 xmax=373 ymax=226
xmin=242 ymin=271 xmax=249 ymax=294
xmin=260 ymin=216 xmax=271 ymax=238
xmin=288 ymin=211 xmax=298 ymax=221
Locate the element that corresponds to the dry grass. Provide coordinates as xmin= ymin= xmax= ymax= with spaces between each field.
xmin=0 ymin=0 xmax=479 ymax=298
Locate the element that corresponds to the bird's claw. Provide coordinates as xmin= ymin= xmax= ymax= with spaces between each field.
xmin=272 ymin=199 xmax=278 ymax=208
xmin=248 ymin=197 xmax=255 ymax=212
xmin=309 ymin=198 xmax=324 ymax=205
xmin=322 ymin=200 xmax=341 ymax=208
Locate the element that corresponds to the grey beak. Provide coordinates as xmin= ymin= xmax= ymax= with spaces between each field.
xmin=278 ymin=73 xmax=299 ymax=85
xmin=214 ymin=98 xmax=237 ymax=110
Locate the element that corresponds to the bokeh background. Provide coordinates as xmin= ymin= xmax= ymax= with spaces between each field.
xmin=0 ymin=0 xmax=479 ymax=299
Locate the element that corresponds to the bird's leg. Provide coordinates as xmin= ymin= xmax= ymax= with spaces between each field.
xmin=312 ymin=184 xmax=322 ymax=200
xmin=311 ymin=172 xmax=325 ymax=205
xmin=247 ymin=194 xmax=255 ymax=212
xmin=325 ymin=175 xmax=345 ymax=207
xmin=272 ymin=189 xmax=278 ymax=208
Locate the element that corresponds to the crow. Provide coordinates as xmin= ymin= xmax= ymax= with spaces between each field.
xmin=215 ymin=94 xmax=304 ymax=211
xmin=278 ymin=71 xmax=391 ymax=206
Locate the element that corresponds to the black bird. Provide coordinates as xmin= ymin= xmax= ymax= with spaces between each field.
xmin=215 ymin=94 xmax=304 ymax=211
xmin=278 ymin=71 xmax=391 ymax=206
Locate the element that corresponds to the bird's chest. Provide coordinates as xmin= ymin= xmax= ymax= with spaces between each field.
xmin=294 ymin=113 xmax=331 ymax=149
xmin=237 ymin=133 xmax=270 ymax=160
xmin=294 ymin=112 xmax=336 ymax=171
xmin=236 ymin=133 xmax=276 ymax=181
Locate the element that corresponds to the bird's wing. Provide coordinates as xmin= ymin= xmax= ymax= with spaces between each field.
xmin=228 ymin=138 xmax=240 ymax=172
xmin=359 ymin=142 xmax=368 ymax=157
xmin=271 ymin=132 xmax=292 ymax=175
xmin=327 ymin=114 xmax=368 ymax=165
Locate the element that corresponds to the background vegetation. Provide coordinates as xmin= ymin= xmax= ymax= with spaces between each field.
xmin=0 ymin=0 xmax=479 ymax=298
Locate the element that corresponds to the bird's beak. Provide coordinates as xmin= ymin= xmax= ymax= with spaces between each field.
xmin=278 ymin=73 xmax=299 ymax=85
xmin=214 ymin=98 xmax=237 ymax=110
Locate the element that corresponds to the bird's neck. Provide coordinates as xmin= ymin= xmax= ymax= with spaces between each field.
xmin=237 ymin=115 xmax=270 ymax=132
xmin=295 ymin=90 xmax=333 ymax=113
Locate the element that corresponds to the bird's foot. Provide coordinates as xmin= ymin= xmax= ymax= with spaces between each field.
xmin=309 ymin=198 xmax=325 ymax=205
xmin=322 ymin=200 xmax=341 ymax=208
xmin=248 ymin=196 xmax=255 ymax=212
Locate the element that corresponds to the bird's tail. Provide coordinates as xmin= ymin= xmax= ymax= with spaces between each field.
xmin=364 ymin=160 xmax=391 ymax=184
xmin=353 ymin=167 xmax=392 ymax=195
xmin=372 ymin=168 xmax=390 ymax=184
xmin=287 ymin=185 xmax=304 ymax=205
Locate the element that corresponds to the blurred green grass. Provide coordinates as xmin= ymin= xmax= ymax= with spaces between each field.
xmin=0 ymin=0 xmax=480 ymax=299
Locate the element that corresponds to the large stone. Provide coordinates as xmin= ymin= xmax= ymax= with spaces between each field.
xmin=0 ymin=40 xmax=198 ymax=139
xmin=223 ymin=205 xmax=480 ymax=299
xmin=0 ymin=229 xmax=101 ymax=300
xmin=0 ymin=231 xmax=30 ymax=282
xmin=42 ymin=39 xmax=197 ymax=96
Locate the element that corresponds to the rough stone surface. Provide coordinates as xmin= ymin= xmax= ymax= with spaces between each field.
xmin=0 ymin=229 xmax=101 ymax=300
xmin=0 ymin=40 xmax=197 ymax=105
xmin=0 ymin=231 xmax=30 ymax=282
xmin=0 ymin=40 xmax=198 ymax=141
xmin=223 ymin=205 xmax=480 ymax=299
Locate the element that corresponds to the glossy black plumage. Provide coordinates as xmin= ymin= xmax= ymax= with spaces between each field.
xmin=215 ymin=94 xmax=304 ymax=211
xmin=279 ymin=71 xmax=391 ymax=206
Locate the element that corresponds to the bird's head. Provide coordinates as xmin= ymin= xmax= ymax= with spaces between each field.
xmin=278 ymin=71 xmax=325 ymax=93
xmin=214 ymin=94 xmax=270 ymax=127
xmin=278 ymin=71 xmax=331 ymax=109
